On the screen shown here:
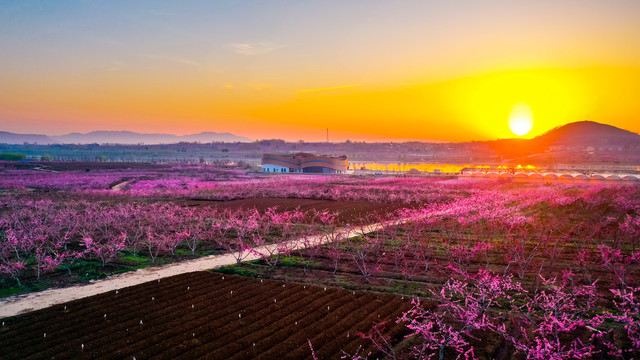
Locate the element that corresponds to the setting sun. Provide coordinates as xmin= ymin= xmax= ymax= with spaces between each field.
xmin=508 ymin=103 xmax=534 ymax=136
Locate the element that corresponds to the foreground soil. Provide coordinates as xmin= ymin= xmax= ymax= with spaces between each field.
xmin=0 ymin=272 xmax=411 ymax=359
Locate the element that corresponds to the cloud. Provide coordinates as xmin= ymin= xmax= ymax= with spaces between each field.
xmin=297 ymin=84 xmax=362 ymax=94
xmin=230 ymin=42 xmax=276 ymax=56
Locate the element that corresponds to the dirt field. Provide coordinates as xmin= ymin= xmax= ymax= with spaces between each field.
xmin=0 ymin=272 xmax=411 ymax=359
xmin=190 ymin=197 xmax=409 ymax=225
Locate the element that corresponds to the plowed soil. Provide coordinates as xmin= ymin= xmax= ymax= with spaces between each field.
xmin=0 ymin=272 xmax=411 ymax=359
xmin=188 ymin=197 xmax=410 ymax=225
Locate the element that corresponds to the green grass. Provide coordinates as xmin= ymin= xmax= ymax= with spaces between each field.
xmin=334 ymin=276 xmax=357 ymax=290
xmin=279 ymin=256 xmax=307 ymax=268
xmin=0 ymin=286 xmax=25 ymax=297
xmin=120 ymin=254 xmax=154 ymax=268
xmin=215 ymin=265 xmax=259 ymax=278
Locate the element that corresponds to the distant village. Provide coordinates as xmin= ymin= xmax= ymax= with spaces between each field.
xmin=1 ymin=122 xmax=640 ymax=176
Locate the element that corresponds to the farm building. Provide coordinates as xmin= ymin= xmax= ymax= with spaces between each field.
xmin=262 ymin=153 xmax=348 ymax=173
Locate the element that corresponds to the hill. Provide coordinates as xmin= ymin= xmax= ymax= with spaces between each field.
xmin=0 ymin=131 xmax=57 ymax=145
xmin=487 ymin=121 xmax=640 ymax=160
xmin=51 ymin=131 xmax=252 ymax=144
xmin=535 ymin=120 xmax=640 ymax=147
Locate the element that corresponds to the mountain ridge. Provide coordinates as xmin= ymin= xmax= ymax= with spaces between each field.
xmin=1 ymin=121 xmax=638 ymax=147
xmin=0 ymin=130 xmax=253 ymax=145
xmin=0 ymin=131 xmax=57 ymax=145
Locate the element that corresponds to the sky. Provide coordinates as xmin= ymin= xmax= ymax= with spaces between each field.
xmin=0 ymin=0 xmax=639 ymax=142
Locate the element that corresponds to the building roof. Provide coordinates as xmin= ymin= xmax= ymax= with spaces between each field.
xmin=262 ymin=153 xmax=348 ymax=171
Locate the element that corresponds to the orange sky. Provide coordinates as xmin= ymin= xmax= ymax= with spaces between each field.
xmin=1 ymin=1 xmax=639 ymax=142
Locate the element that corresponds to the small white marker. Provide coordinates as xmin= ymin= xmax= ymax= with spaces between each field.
xmin=44 ymin=333 xmax=46 ymax=338
xmin=140 ymin=320 xmax=143 ymax=325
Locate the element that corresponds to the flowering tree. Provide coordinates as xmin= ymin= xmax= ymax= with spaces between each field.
xmin=81 ymin=234 xmax=127 ymax=266
xmin=253 ymin=207 xmax=304 ymax=267
xmin=605 ymin=285 xmax=640 ymax=356
xmin=0 ymin=260 xmax=25 ymax=287
xmin=598 ymin=244 xmax=640 ymax=288
xmin=344 ymin=231 xmax=383 ymax=283
xmin=620 ymin=214 xmax=640 ymax=251
xmin=501 ymin=274 xmax=601 ymax=360
xmin=398 ymin=298 xmax=479 ymax=360
xmin=218 ymin=208 xmax=261 ymax=264
xmin=183 ymin=210 xmax=211 ymax=255
xmin=297 ymin=227 xmax=324 ymax=277
xmin=394 ymin=269 xmax=523 ymax=360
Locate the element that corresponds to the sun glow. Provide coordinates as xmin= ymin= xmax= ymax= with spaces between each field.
xmin=508 ymin=103 xmax=534 ymax=136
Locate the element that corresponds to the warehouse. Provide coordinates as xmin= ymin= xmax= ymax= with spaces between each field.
xmin=261 ymin=153 xmax=348 ymax=173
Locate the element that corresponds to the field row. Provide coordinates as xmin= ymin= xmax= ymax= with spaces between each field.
xmin=0 ymin=272 xmax=411 ymax=359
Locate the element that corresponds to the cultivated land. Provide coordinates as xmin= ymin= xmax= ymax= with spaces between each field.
xmin=1 ymin=162 xmax=639 ymax=359
xmin=0 ymin=273 xmax=410 ymax=360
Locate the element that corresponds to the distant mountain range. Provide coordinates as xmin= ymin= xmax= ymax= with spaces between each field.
xmin=1 ymin=121 xmax=638 ymax=148
xmin=0 ymin=131 xmax=57 ymax=145
xmin=0 ymin=131 xmax=253 ymax=145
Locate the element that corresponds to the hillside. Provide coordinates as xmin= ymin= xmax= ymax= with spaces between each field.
xmin=536 ymin=121 xmax=640 ymax=147
xmin=0 ymin=131 xmax=57 ymax=145
xmin=487 ymin=121 xmax=640 ymax=160
xmin=51 ymin=131 xmax=253 ymax=144
xmin=0 ymin=130 xmax=252 ymax=145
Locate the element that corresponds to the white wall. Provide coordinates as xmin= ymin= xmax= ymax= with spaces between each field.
xmin=262 ymin=164 xmax=291 ymax=173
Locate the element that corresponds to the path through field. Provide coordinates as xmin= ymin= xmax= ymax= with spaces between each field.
xmin=0 ymin=222 xmax=386 ymax=319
